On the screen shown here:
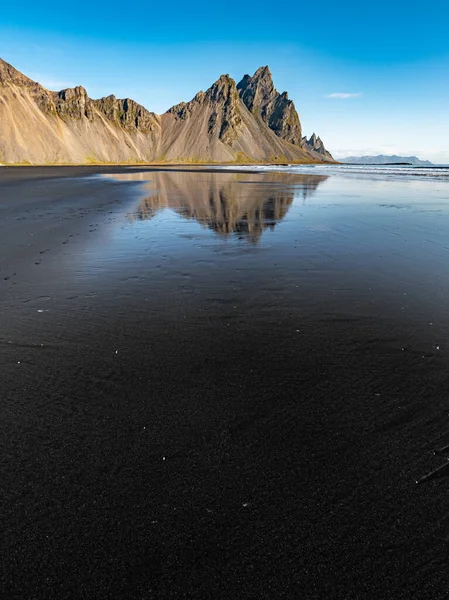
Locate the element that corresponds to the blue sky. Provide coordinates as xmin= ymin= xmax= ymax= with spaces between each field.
xmin=1 ymin=1 xmax=449 ymax=162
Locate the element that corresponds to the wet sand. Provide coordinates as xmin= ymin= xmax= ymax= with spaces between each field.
xmin=1 ymin=166 xmax=449 ymax=599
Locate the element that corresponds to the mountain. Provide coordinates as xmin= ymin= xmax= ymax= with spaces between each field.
xmin=342 ymin=155 xmax=432 ymax=165
xmin=161 ymin=73 xmax=310 ymax=163
xmin=0 ymin=58 xmax=333 ymax=165
xmin=302 ymin=133 xmax=334 ymax=161
xmin=237 ymin=66 xmax=303 ymax=146
xmin=0 ymin=59 xmax=161 ymax=165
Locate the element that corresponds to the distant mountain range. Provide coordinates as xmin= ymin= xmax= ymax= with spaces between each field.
xmin=342 ymin=155 xmax=432 ymax=165
xmin=0 ymin=58 xmax=334 ymax=165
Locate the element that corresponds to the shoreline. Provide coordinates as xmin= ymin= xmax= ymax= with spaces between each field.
xmin=0 ymin=159 xmax=337 ymax=168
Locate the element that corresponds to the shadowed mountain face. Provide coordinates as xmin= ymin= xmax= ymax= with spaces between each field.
xmin=108 ymin=170 xmax=327 ymax=242
xmin=237 ymin=66 xmax=303 ymax=147
xmin=0 ymin=58 xmax=334 ymax=165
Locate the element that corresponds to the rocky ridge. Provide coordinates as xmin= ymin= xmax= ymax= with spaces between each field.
xmin=237 ymin=66 xmax=303 ymax=146
xmin=0 ymin=57 xmax=333 ymax=164
xmin=302 ymin=133 xmax=334 ymax=161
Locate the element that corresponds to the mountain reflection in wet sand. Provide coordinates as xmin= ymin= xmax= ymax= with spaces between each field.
xmin=106 ymin=170 xmax=328 ymax=242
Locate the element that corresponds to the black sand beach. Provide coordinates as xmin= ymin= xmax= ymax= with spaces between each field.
xmin=1 ymin=166 xmax=449 ymax=599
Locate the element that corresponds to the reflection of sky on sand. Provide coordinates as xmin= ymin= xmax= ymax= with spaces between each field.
xmin=68 ymin=167 xmax=449 ymax=327
xmin=92 ymin=168 xmax=449 ymax=265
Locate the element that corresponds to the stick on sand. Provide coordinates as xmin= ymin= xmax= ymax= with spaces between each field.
xmin=417 ymin=460 xmax=449 ymax=484
xmin=433 ymin=443 xmax=449 ymax=455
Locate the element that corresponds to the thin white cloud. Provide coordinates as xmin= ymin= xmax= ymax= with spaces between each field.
xmin=29 ymin=74 xmax=76 ymax=90
xmin=327 ymin=92 xmax=362 ymax=99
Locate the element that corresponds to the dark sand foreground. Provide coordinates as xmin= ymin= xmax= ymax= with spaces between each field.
xmin=1 ymin=166 xmax=449 ymax=599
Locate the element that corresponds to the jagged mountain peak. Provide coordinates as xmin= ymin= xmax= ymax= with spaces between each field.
xmin=207 ymin=74 xmax=238 ymax=100
xmin=237 ymin=66 xmax=273 ymax=92
xmin=166 ymin=74 xmax=240 ymax=130
xmin=215 ymin=73 xmax=235 ymax=84
xmin=237 ymin=66 xmax=302 ymax=146
xmin=302 ymin=133 xmax=332 ymax=160
xmin=252 ymin=65 xmax=273 ymax=83
xmin=237 ymin=66 xmax=274 ymax=112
